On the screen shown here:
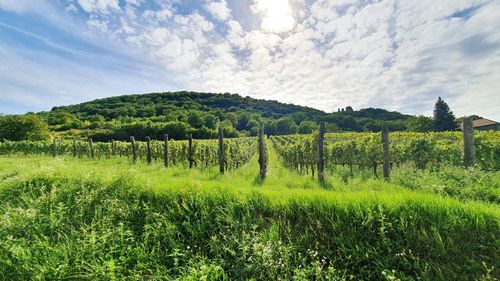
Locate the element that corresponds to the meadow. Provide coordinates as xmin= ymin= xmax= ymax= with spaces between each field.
xmin=0 ymin=136 xmax=499 ymax=280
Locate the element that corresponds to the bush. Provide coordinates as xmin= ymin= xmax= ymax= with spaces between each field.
xmin=0 ymin=114 xmax=49 ymax=141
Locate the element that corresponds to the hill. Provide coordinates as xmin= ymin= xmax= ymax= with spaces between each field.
xmin=38 ymin=91 xmax=411 ymax=141
xmin=52 ymin=92 xmax=326 ymax=120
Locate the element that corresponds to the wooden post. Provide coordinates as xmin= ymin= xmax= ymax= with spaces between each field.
xmin=381 ymin=124 xmax=390 ymax=180
xmin=164 ymin=134 xmax=169 ymax=167
xmin=88 ymin=138 xmax=94 ymax=159
xmin=258 ymin=123 xmax=266 ymax=179
xmin=72 ymin=139 xmax=77 ymax=158
xmin=130 ymin=136 xmax=137 ymax=164
xmin=218 ymin=127 xmax=225 ymax=174
xmin=463 ymin=117 xmax=475 ymax=168
xmin=317 ymin=122 xmax=325 ymax=181
xmin=111 ymin=139 xmax=116 ymax=156
xmin=188 ymin=134 xmax=194 ymax=169
xmin=146 ymin=136 xmax=152 ymax=164
xmin=52 ymin=138 xmax=57 ymax=157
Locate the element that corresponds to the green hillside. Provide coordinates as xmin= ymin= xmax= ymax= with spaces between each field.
xmin=36 ymin=91 xmax=411 ymax=141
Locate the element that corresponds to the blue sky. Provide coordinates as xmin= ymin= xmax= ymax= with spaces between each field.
xmin=0 ymin=0 xmax=499 ymax=120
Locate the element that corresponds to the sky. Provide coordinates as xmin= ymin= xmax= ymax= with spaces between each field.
xmin=0 ymin=0 xmax=499 ymax=120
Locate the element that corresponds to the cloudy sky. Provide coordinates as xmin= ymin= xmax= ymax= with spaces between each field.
xmin=0 ymin=0 xmax=499 ymax=119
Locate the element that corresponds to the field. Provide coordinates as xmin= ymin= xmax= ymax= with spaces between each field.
xmin=0 ymin=133 xmax=499 ymax=280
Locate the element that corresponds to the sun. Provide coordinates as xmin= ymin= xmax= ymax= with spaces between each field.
xmin=254 ymin=0 xmax=295 ymax=33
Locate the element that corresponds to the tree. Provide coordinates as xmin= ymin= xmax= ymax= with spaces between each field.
xmin=247 ymin=119 xmax=260 ymax=136
xmin=433 ymin=97 xmax=457 ymax=131
xmin=204 ymin=114 xmax=219 ymax=129
xmin=298 ymin=120 xmax=318 ymax=134
xmin=48 ymin=111 xmax=76 ymax=126
xmin=187 ymin=111 xmax=204 ymax=128
xmin=270 ymin=117 xmax=298 ymax=135
xmin=0 ymin=114 xmax=50 ymax=141
xmin=219 ymin=120 xmax=238 ymax=137
xmin=236 ymin=114 xmax=250 ymax=130
xmin=339 ymin=116 xmax=358 ymax=131
xmin=290 ymin=112 xmax=308 ymax=125
xmin=362 ymin=120 xmax=382 ymax=132
xmin=223 ymin=112 xmax=238 ymax=127
xmin=163 ymin=121 xmax=189 ymax=140
xmin=405 ymin=116 xmax=433 ymax=132
xmin=325 ymin=123 xmax=341 ymax=133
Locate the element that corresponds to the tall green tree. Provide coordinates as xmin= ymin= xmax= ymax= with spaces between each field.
xmin=298 ymin=120 xmax=318 ymax=134
xmin=0 ymin=114 xmax=50 ymax=141
xmin=433 ymin=97 xmax=457 ymax=131
xmin=269 ymin=117 xmax=298 ymax=135
xmin=406 ymin=116 xmax=433 ymax=132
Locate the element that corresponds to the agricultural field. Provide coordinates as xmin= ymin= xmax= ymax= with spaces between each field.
xmin=0 ymin=131 xmax=499 ymax=280
xmin=3 ymin=0 xmax=500 ymax=279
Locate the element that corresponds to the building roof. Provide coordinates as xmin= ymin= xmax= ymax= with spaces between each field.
xmin=473 ymin=118 xmax=498 ymax=128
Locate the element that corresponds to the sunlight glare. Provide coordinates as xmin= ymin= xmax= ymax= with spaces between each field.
xmin=255 ymin=0 xmax=295 ymax=33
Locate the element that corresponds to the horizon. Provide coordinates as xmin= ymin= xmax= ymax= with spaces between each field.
xmin=1 ymin=1 xmax=499 ymax=120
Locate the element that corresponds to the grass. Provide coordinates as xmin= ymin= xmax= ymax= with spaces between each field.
xmin=0 ymin=146 xmax=499 ymax=280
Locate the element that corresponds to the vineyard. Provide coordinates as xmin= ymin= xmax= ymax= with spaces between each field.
xmin=1 ymin=131 xmax=499 ymax=175
xmin=0 ymin=128 xmax=499 ymax=280
xmin=272 ymin=131 xmax=500 ymax=175
xmin=0 ymin=136 xmax=256 ymax=171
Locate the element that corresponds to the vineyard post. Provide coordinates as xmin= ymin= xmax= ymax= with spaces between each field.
xmin=463 ymin=117 xmax=475 ymax=168
xmin=218 ymin=127 xmax=225 ymax=174
xmin=111 ymin=139 xmax=116 ymax=156
xmin=188 ymin=134 xmax=194 ymax=169
xmin=72 ymin=138 xmax=77 ymax=158
xmin=107 ymin=140 xmax=111 ymax=159
xmin=146 ymin=136 xmax=152 ymax=164
xmin=382 ymin=124 xmax=390 ymax=180
xmin=88 ymin=138 xmax=94 ymax=159
xmin=130 ymin=136 xmax=137 ymax=164
xmin=317 ymin=122 xmax=325 ymax=181
xmin=258 ymin=123 xmax=266 ymax=179
xmin=52 ymin=138 xmax=57 ymax=157
xmin=164 ymin=134 xmax=169 ymax=167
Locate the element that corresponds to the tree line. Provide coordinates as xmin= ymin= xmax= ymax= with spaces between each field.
xmin=0 ymin=92 xmax=464 ymax=141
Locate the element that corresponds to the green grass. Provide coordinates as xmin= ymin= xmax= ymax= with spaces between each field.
xmin=0 ymin=146 xmax=499 ymax=280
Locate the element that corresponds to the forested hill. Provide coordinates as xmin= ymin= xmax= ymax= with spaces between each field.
xmin=53 ymin=92 xmax=326 ymax=120
xmin=1 ymin=91 xmax=418 ymax=141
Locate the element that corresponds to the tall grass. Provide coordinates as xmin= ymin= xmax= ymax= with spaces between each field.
xmin=0 ymin=145 xmax=499 ymax=280
xmin=0 ymin=174 xmax=498 ymax=280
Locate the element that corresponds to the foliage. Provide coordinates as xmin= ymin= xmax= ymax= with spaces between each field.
xmin=33 ymin=92 xmax=416 ymax=140
xmin=266 ymin=117 xmax=299 ymax=135
xmin=271 ymin=131 xmax=500 ymax=173
xmin=405 ymin=115 xmax=433 ymax=132
xmin=0 ymin=169 xmax=498 ymax=280
xmin=433 ymin=97 xmax=458 ymax=131
xmin=0 ymin=114 xmax=50 ymax=141
xmin=0 ymin=137 xmax=257 ymax=170
xmin=0 ymin=136 xmax=499 ymax=280
xmin=298 ymin=120 xmax=318 ymax=134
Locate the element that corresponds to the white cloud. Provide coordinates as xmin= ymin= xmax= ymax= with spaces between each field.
xmin=87 ymin=18 xmax=108 ymax=32
xmin=1 ymin=0 xmax=499 ymax=119
xmin=77 ymin=0 xmax=119 ymax=14
xmin=206 ymin=0 xmax=230 ymax=21
xmin=125 ymin=0 xmax=143 ymax=7
xmin=143 ymin=8 xmax=172 ymax=22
